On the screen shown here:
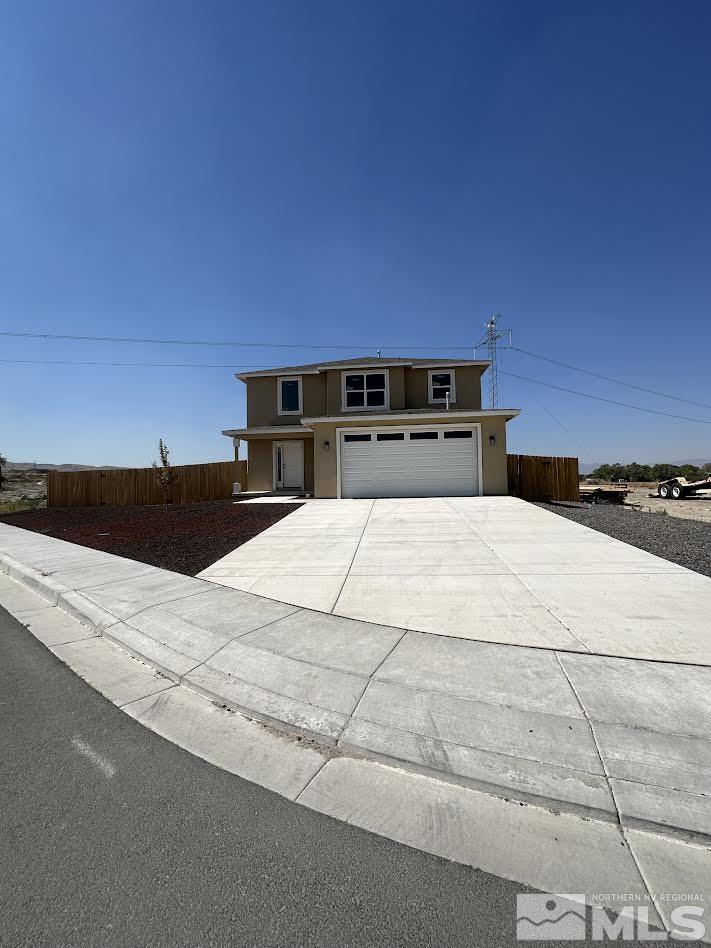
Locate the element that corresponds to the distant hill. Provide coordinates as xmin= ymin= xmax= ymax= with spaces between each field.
xmin=6 ymin=461 xmax=126 ymax=472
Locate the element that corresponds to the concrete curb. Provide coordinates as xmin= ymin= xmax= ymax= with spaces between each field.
xmin=2 ymin=549 xmax=711 ymax=938
xmin=1 ymin=523 xmax=711 ymax=843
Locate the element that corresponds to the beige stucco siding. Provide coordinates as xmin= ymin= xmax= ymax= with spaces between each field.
xmin=304 ymin=442 xmax=314 ymax=493
xmin=405 ymin=366 xmax=484 ymax=410
xmin=388 ymin=367 xmax=406 ymax=410
xmin=311 ymin=414 xmax=510 ymax=498
xmin=324 ymin=366 xmax=406 ymax=415
xmin=246 ymin=364 xmax=485 ymax=425
xmin=246 ymin=436 xmax=314 ymax=492
xmin=246 ymin=375 xmax=326 ymax=427
xmin=480 ymin=415 xmax=508 ymax=495
xmin=246 ymin=439 xmax=273 ymax=490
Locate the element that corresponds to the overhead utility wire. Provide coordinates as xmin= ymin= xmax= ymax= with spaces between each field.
xmin=0 ymin=330 xmax=472 ymax=351
xmin=501 ymin=370 xmax=711 ymax=425
xmin=507 ymin=345 xmax=711 ymax=410
xmin=4 ymin=356 xmax=709 ymax=426
xmin=0 ymin=359 xmax=278 ymax=368
xmin=528 ymin=394 xmax=599 ymax=465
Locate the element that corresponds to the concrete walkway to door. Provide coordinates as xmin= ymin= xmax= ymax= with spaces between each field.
xmin=198 ymin=496 xmax=711 ymax=664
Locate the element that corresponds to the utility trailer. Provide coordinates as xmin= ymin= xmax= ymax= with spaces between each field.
xmin=657 ymin=476 xmax=711 ymax=499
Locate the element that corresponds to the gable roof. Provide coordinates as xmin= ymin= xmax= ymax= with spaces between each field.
xmin=235 ymin=356 xmax=490 ymax=381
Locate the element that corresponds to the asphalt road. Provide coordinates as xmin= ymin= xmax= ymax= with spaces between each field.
xmin=1 ymin=606 xmax=605 ymax=948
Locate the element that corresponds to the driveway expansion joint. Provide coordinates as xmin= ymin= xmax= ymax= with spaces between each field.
xmin=553 ymin=650 xmax=666 ymax=929
xmin=3 ymin=516 xmax=711 ymax=855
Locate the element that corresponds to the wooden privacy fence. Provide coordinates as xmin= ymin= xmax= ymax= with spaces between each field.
xmin=47 ymin=460 xmax=248 ymax=508
xmin=507 ymin=454 xmax=579 ymax=502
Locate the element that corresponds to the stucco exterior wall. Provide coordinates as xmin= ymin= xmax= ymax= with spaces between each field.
xmin=304 ymin=441 xmax=315 ymax=493
xmin=245 ymin=364 xmax=485 ymax=425
xmin=246 ymin=439 xmax=273 ymax=490
xmin=480 ymin=415 xmax=508 ymax=494
xmin=311 ymin=413 xmax=510 ymax=498
xmin=404 ymin=366 xmax=483 ymax=410
xmin=246 ymin=374 xmax=326 ymax=427
xmin=324 ymin=366 xmax=406 ymax=415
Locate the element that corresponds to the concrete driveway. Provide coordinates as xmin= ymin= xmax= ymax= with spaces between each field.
xmin=199 ymin=496 xmax=711 ymax=663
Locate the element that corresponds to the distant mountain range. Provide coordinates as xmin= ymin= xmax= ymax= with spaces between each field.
xmin=6 ymin=461 xmax=126 ymax=472
xmin=7 ymin=458 xmax=709 ymax=476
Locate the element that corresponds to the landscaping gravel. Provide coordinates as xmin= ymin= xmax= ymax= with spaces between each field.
xmin=0 ymin=500 xmax=301 ymax=576
xmin=538 ymin=501 xmax=711 ymax=578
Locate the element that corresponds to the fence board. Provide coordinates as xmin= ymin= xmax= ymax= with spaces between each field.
xmin=507 ymin=454 xmax=579 ymax=502
xmin=47 ymin=460 xmax=248 ymax=508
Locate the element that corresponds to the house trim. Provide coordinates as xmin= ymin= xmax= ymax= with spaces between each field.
xmin=428 ymin=368 xmax=457 ymax=405
xmin=235 ymin=368 xmax=321 ymax=381
xmin=222 ymin=426 xmax=314 ymax=437
xmin=318 ymin=361 xmax=413 ymax=372
xmin=414 ymin=361 xmax=490 ymax=369
xmin=340 ymin=368 xmax=391 ymax=413
xmin=277 ymin=376 xmax=303 ymax=416
xmin=301 ymin=408 xmax=520 ymax=427
xmin=272 ymin=439 xmax=304 ymax=490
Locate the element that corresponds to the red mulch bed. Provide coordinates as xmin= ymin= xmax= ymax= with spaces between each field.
xmin=0 ymin=500 xmax=302 ymax=577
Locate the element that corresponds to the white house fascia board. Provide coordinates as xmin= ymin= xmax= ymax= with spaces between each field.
xmin=235 ymin=360 xmax=491 ymax=381
xmin=222 ymin=426 xmax=315 ymax=437
xmin=314 ymin=361 xmax=414 ymax=372
xmin=235 ymin=369 xmax=321 ymax=382
xmin=415 ymin=360 xmax=491 ymax=369
xmin=300 ymin=408 xmax=521 ymax=427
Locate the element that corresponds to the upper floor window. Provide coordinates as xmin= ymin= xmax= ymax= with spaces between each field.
xmin=277 ymin=376 xmax=302 ymax=415
xmin=342 ymin=370 xmax=389 ymax=411
xmin=428 ymin=369 xmax=456 ymax=404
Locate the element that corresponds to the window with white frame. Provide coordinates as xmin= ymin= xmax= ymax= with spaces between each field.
xmin=342 ymin=370 xmax=389 ymax=410
xmin=428 ymin=369 xmax=456 ymax=404
xmin=277 ymin=376 xmax=302 ymax=415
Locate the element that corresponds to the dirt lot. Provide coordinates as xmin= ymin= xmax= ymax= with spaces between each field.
xmin=623 ymin=484 xmax=711 ymax=523
xmin=0 ymin=469 xmax=47 ymax=513
xmin=0 ymin=500 xmax=301 ymax=576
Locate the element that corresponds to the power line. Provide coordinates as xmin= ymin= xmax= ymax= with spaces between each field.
xmin=508 ymin=345 xmax=711 ymax=410
xmin=501 ymin=370 xmax=711 ymax=425
xmin=2 ymin=330 xmax=706 ymax=411
xmin=0 ymin=359 xmax=269 ymax=368
xmin=0 ymin=330 xmax=474 ymax=351
xmin=530 ymin=396 xmax=599 ymax=466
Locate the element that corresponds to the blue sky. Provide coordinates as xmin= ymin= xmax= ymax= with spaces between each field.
xmin=2 ymin=0 xmax=709 ymax=467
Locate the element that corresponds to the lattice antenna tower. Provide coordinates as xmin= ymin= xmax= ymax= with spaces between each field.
xmin=476 ymin=314 xmax=509 ymax=408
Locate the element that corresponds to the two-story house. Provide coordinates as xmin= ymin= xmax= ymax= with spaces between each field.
xmin=222 ymin=357 xmax=520 ymax=499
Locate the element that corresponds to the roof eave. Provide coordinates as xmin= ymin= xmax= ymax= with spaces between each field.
xmin=235 ymin=369 xmax=321 ymax=382
xmin=300 ymin=408 xmax=521 ymax=428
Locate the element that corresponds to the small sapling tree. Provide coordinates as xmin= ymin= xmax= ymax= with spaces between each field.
xmin=152 ymin=439 xmax=177 ymax=512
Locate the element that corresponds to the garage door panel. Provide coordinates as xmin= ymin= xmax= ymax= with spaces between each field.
xmin=340 ymin=427 xmax=479 ymax=499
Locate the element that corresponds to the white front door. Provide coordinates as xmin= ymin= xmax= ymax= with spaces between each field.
xmin=274 ymin=440 xmax=304 ymax=490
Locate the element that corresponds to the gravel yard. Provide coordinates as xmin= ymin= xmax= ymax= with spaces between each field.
xmin=538 ymin=501 xmax=711 ymax=578
xmin=0 ymin=500 xmax=301 ymax=577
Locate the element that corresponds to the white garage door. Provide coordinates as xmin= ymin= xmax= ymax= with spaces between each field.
xmin=340 ymin=427 xmax=480 ymax=499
